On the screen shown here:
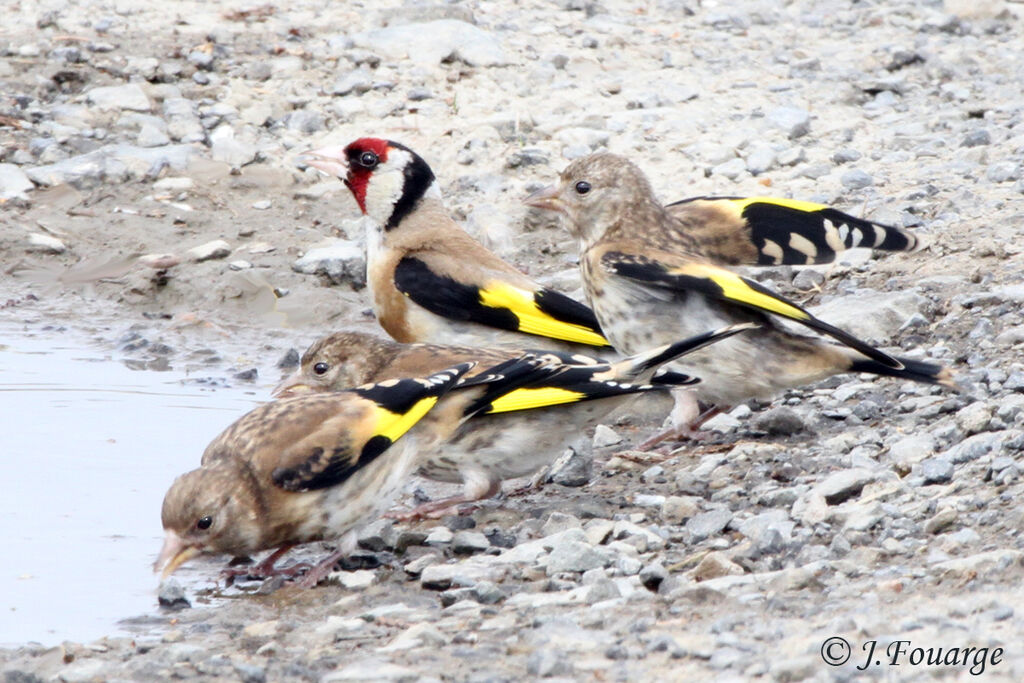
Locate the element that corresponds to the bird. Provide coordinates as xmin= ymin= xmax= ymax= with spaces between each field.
xmin=273 ymin=323 xmax=755 ymax=518
xmin=155 ymin=363 xmax=476 ymax=588
xmin=299 ymin=138 xmax=924 ymax=351
xmin=301 ymin=137 xmax=610 ymax=350
xmin=524 ymin=152 xmax=955 ymax=448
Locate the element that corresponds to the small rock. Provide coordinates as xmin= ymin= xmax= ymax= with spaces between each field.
xmin=816 ymin=468 xmax=874 ymax=505
xmin=292 ymin=239 xmax=366 ymax=289
xmin=920 ymin=458 xmax=954 ymax=485
xmin=0 ymin=163 xmax=35 ymax=199
xmin=688 ymin=552 xmax=744 ymax=581
xmin=137 ymin=123 xmax=170 ymax=147
xmin=335 ymin=569 xmax=377 ymax=590
xmin=541 ymin=511 xmax=582 ymax=537
xmin=452 ymin=530 xmax=490 ymax=555
xmin=752 ymin=407 xmax=805 ymax=435
xmin=955 ymin=401 xmax=991 ymax=435
xmin=157 ymin=579 xmax=190 ymax=610
xmin=425 ymin=526 xmax=454 ymax=546
xmin=962 ymin=129 xmax=991 ymax=147
xmin=357 ymin=519 xmax=396 ymax=551
xmin=331 ymin=69 xmax=373 ymax=96
xmin=766 ymin=106 xmax=811 ymax=139
xmin=546 ymin=540 xmax=608 ymax=575
xmin=924 ymin=508 xmax=958 ymax=534
xmin=351 ymin=20 xmax=508 ymax=67
xmin=243 ymin=620 xmax=279 ymax=638
xmin=840 ymin=169 xmax=874 ymax=190
xmin=685 ymin=508 xmax=733 ymax=542
xmin=639 ymin=562 xmax=668 ymax=591
xmin=549 ymin=447 xmax=592 ymax=487
xmin=593 ymin=424 xmax=622 ymax=448
xmin=86 ymin=83 xmax=151 ymax=111
xmin=661 ymin=496 xmax=700 ymax=524
xmin=233 ymin=662 xmax=267 ymax=683
xmin=986 ymin=161 xmax=1021 ymax=183
xmin=28 ymin=233 xmax=66 ymax=253
xmin=187 ymin=239 xmax=231 ymax=262
xmin=56 ymin=659 xmax=108 ymax=683
xmin=472 ymin=580 xmax=504 ymax=604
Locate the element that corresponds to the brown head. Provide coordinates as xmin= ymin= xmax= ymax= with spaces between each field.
xmin=523 ymin=153 xmax=665 ymax=246
xmin=273 ymin=331 xmax=404 ymax=397
xmin=154 ymin=463 xmax=266 ymax=578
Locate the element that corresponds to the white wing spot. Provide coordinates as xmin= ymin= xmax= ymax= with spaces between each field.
xmin=788 ymin=233 xmax=818 ymax=264
xmin=873 ymin=227 xmax=887 ymax=247
xmin=849 ymin=229 xmax=863 ymax=247
xmin=822 ymin=219 xmax=845 ymax=253
xmin=838 ymin=224 xmax=850 ymax=243
xmin=761 ymin=239 xmax=784 ymax=265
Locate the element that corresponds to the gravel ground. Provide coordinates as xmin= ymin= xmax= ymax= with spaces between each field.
xmin=3 ymin=0 xmax=1024 ymax=680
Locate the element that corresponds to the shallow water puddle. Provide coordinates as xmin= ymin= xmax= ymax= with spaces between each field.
xmin=0 ymin=331 xmax=268 ymax=646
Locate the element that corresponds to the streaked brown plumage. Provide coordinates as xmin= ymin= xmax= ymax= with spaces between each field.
xmin=155 ymin=364 xmax=476 ymax=587
xmin=274 ymin=325 xmax=754 ymax=516
xmin=525 ymin=153 xmax=954 ymax=445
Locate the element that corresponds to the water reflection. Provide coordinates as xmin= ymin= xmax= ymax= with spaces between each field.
xmin=0 ymin=333 xmax=268 ymax=646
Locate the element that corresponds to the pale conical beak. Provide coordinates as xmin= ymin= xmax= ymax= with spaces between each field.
xmin=154 ymin=530 xmax=201 ymax=578
xmin=523 ymin=184 xmax=565 ymax=214
xmin=299 ymin=145 xmax=348 ymax=178
xmin=272 ymin=369 xmax=315 ymax=399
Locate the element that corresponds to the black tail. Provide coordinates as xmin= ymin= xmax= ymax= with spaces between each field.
xmin=849 ymin=356 xmax=956 ymax=388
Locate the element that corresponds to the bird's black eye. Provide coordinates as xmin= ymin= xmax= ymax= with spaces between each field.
xmin=196 ymin=516 xmax=213 ymax=530
xmin=575 ymin=181 xmax=591 ymax=195
xmin=313 ymin=362 xmax=330 ymax=375
xmin=359 ymin=151 xmax=379 ymax=168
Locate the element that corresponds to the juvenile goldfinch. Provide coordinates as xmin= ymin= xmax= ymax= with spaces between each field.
xmin=155 ymin=364 xmax=475 ymax=587
xmin=274 ymin=324 xmax=754 ymax=517
xmin=664 ymin=195 xmax=924 ymax=266
xmin=525 ymin=153 xmax=954 ymax=446
xmin=302 ymin=138 xmax=610 ymax=349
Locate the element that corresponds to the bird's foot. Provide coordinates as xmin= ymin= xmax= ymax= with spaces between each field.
xmin=386 ymin=496 xmax=478 ymax=521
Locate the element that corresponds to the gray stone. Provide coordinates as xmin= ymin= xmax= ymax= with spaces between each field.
xmin=292 ymin=239 xmax=366 ymax=289
xmin=233 ymin=663 xmax=266 ymax=683
xmin=639 ymin=562 xmax=668 ymax=591
xmin=331 ymin=69 xmax=373 ymax=96
xmin=713 ymin=157 xmax=748 ymax=180
xmin=811 ymin=289 xmax=929 ymax=343
xmin=351 ymin=20 xmax=508 ymax=67
xmin=831 ymin=148 xmax=862 ymax=163
xmin=541 ymin=511 xmax=582 ymax=537
xmin=942 ymin=432 xmax=1002 ymax=464
xmin=324 ymin=658 xmax=416 ymax=682
xmin=840 ymin=168 xmax=874 ymax=189
xmin=744 ymin=143 xmax=777 ymax=175
xmin=549 ymin=447 xmax=592 ymax=487
xmin=26 ymin=143 xmax=194 ymax=188
xmin=471 ymin=580 xmax=503 ymax=604
xmin=685 ymin=508 xmax=733 ymax=542
xmin=593 ymin=424 xmax=622 ymax=448
xmin=452 ymin=530 xmax=490 ymax=555
xmin=986 ymin=161 xmax=1021 ymax=183
xmin=526 ymin=648 xmax=573 ymax=677
xmin=766 ymin=106 xmax=811 ymax=138
xmin=962 ymin=129 xmax=991 ymax=147
xmin=357 ymin=518 xmax=396 ymax=551
xmin=924 ymin=508 xmax=957 ymax=534
xmin=546 ymin=540 xmax=608 ymax=575
xmin=211 ymin=137 xmax=259 ymax=168
xmin=815 ymin=468 xmax=874 ymax=505
xmin=136 ymin=123 xmax=170 ymax=147
xmin=56 ymin=659 xmax=108 ymax=683
xmin=752 ymin=406 xmax=805 ymax=435
xmin=586 ymin=578 xmax=621 ymax=604
xmin=187 ymin=239 xmax=231 ymax=262
xmin=792 ymin=269 xmax=825 ymax=290
xmin=157 ymin=579 xmax=190 ymax=610
xmin=86 ymin=83 xmax=151 ymax=111
xmin=0 ymin=163 xmax=35 ymax=199
xmin=27 ymin=233 xmax=66 ymax=253
xmin=955 ymin=401 xmax=991 ymax=434
xmin=286 ymin=109 xmax=325 ymax=134
xmin=920 ymin=458 xmax=954 ymax=485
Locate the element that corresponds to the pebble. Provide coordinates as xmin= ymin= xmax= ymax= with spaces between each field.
xmin=27 ymin=233 xmax=66 ymax=253
xmin=840 ymin=168 xmax=874 ymax=189
xmin=351 ymin=20 xmax=508 ymax=67
xmin=546 ymin=540 xmax=609 ymax=575
xmin=955 ymin=401 xmax=992 ymax=434
xmin=86 ymin=84 xmax=151 ymax=111
xmin=685 ymin=509 xmax=733 ymax=542
xmin=765 ymin=106 xmax=811 ymax=138
xmin=157 ymin=580 xmax=190 ymax=610
xmin=187 ymin=239 xmax=231 ymax=262
xmin=752 ymin=407 xmax=805 ymax=435
xmin=549 ymin=447 xmax=592 ymax=487
xmin=292 ymin=239 xmax=366 ymax=289
xmin=815 ymin=468 xmax=875 ymax=505
xmin=451 ymin=530 xmax=490 ymax=555
xmin=592 ymin=424 xmax=622 ymax=448
xmin=0 ymin=163 xmax=35 ymax=199
xmin=920 ymin=458 xmax=954 ymax=485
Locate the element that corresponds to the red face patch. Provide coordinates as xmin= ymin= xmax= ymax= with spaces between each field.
xmin=343 ymin=138 xmax=391 ymax=214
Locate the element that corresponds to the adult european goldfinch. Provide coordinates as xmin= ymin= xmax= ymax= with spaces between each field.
xmin=155 ymin=364 xmax=474 ymax=587
xmin=274 ymin=324 xmax=754 ymax=517
xmin=525 ymin=153 xmax=954 ymax=446
xmin=302 ymin=138 xmax=610 ymax=349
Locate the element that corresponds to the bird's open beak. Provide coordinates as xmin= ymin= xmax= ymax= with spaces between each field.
xmin=299 ymin=145 xmax=348 ymax=178
xmin=154 ymin=530 xmax=201 ymax=578
xmin=272 ymin=370 xmax=315 ymax=399
xmin=523 ymin=185 xmax=565 ymax=214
